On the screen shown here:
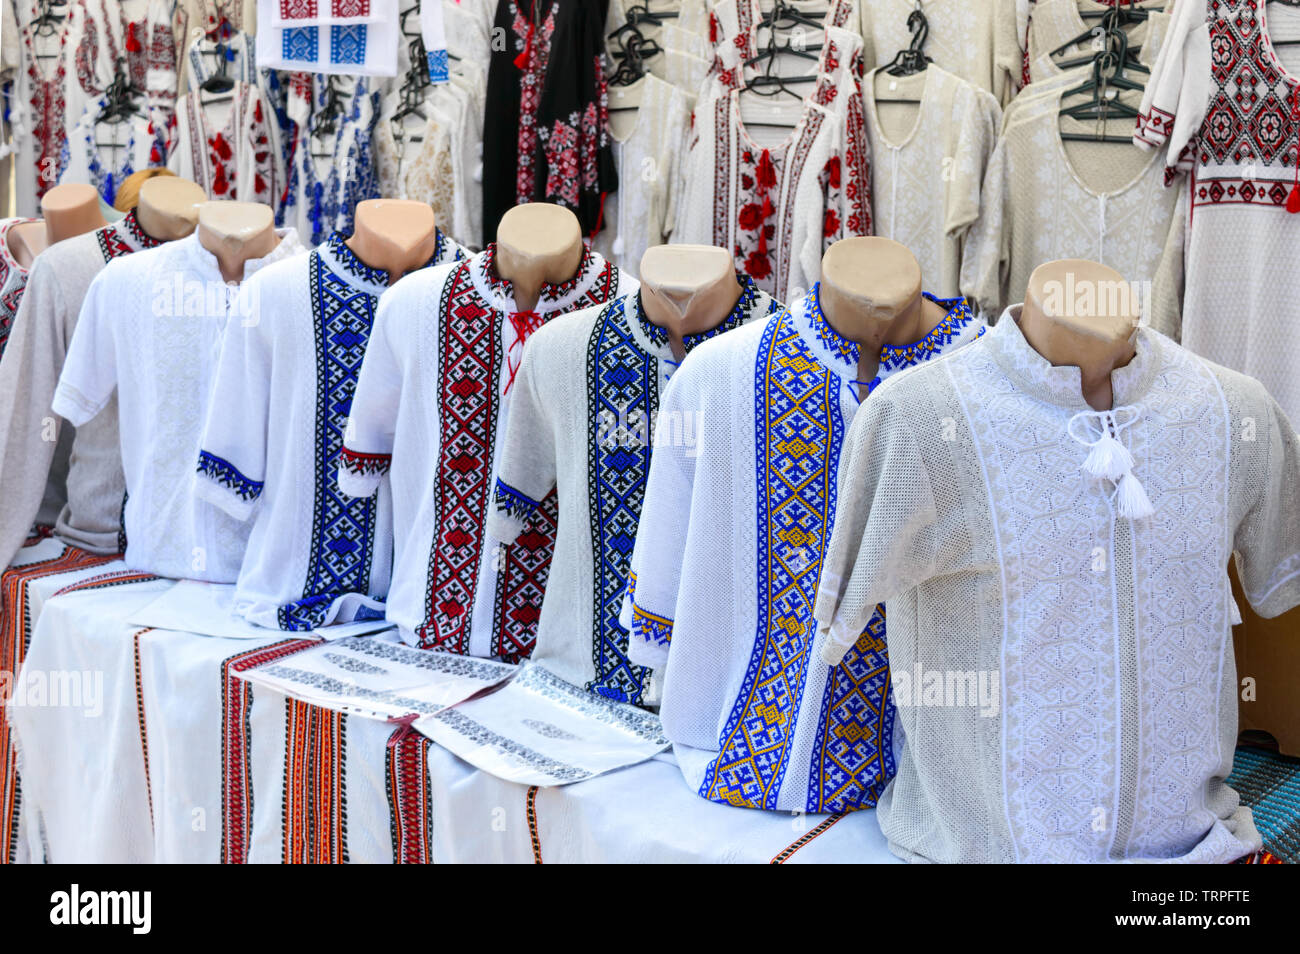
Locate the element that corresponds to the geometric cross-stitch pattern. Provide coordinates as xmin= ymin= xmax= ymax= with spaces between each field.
xmin=418 ymin=262 xmax=502 ymax=653
xmin=807 ymin=604 xmax=895 ymax=812
xmin=700 ymin=311 xmax=846 ymax=809
xmin=282 ymin=26 xmax=320 ymax=63
xmin=584 ymin=298 xmax=657 ymax=704
xmin=277 ymin=251 xmax=382 ymax=631
xmin=330 ymin=24 xmax=367 ymax=66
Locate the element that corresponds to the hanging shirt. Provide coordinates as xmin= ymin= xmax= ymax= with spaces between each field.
xmin=0 ymin=217 xmax=39 ymax=359
xmin=169 ymin=80 xmax=285 ymax=209
xmin=531 ymin=0 xmax=618 ymax=236
xmin=282 ymin=75 xmax=382 ymax=246
xmin=339 ymin=245 xmax=635 ymax=660
xmin=481 ymin=0 xmax=560 ymax=244
xmin=674 ymin=26 xmax=872 ymax=303
xmin=963 ymin=86 xmax=1184 ymax=326
xmin=1025 ymin=0 xmax=1171 ymax=86
xmin=487 ymin=278 xmax=781 ymax=706
xmin=110 ymin=0 xmax=178 ymax=131
xmin=624 ymin=287 xmax=985 ymax=813
xmin=1135 ymin=0 xmax=1300 ymax=427
xmin=52 ymin=229 xmax=305 ymax=582
xmin=60 ymin=97 xmax=167 ymax=206
xmin=12 ymin=0 xmax=118 ymax=216
xmin=814 ymin=309 xmax=1300 ymax=863
xmin=594 ymin=73 xmax=692 ymax=277
xmin=0 ymin=210 xmax=163 ymax=570
xmin=862 ymin=0 xmax=1023 ymax=105
xmin=863 ymin=65 xmax=1000 ymax=299
xmin=195 ymin=230 xmax=467 ymax=631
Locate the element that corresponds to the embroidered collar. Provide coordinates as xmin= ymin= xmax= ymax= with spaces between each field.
xmin=469 ymin=243 xmax=610 ymax=315
xmin=628 ymin=272 xmax=761 ymax=357
xmin=793 ymin=285 xmax=986 ymax=389
xmin=878 ymin=294 xmax=980 ymax=373
xmin=318 ymin=231 xmax=390 ymax=294
xmin=985 ymin=305 xmax=1162 ymax=411
xmin=791 ymin=283 xmax=859 ymax=380
xmin=116 ymin=209 xmax=164 ymax=252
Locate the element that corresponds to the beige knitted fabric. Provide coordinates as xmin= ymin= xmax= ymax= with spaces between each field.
xmin=814 ymin=309 xmax=1300 ymax=863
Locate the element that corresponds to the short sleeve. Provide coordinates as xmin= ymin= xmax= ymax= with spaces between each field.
xmin=195 ymin=281 xmax=271 ymax=521
xmin=338 ymin=288 xmax=401 ymax=498
xmin=486 ymin=336 xmax=558 ymax=546
xmin=52 ymin=269 xmax=118 ymax=427
xmin=814 ymin=394 xmax=941 ymax=665
xmin=1133 ymin=0 xmax=1211 ymax=174
xmin=1234 ymin=397 xmax=1300 ymax=619
xmin=621 ymin=369 xmax=698 ymax=672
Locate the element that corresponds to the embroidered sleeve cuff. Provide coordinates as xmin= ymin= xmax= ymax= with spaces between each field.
xmin=623 ymin=573 xmax=673 ymax=670
xmin=1133 ymin=106 xmax=1173 ymax=151
xmin=51 ymin=382 xmax=106 ymax=428
xmin=488 ymin=478 xmax=544 ymax=544
xmin=196 ymin=451 xmax=264 ymax=520
xmin=337 ymin=446 xmax=391 ymax=498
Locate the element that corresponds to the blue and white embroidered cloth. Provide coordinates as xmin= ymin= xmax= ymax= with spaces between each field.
xmin=487 ymin=279 xmax=780 ymax=707
xmin=195 ymin=231 xmax=466 ymax=631
xmin=256 ymin=0 xmax=401 ymax=76
xmin=623 ymin=286 xmax=984 ymax=813
xmin=52 ymin=229 xmax=304 ymax=584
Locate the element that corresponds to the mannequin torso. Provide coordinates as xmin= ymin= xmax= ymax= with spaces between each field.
xmin=346 ymin=199 xmax=441 ymax=283
xmin=1017 ymin=258 xmax=1139 ymax=412
xmin=639 ymin=245 xmax=743 ymax=361
xmin=818 ymin=236 xmax=947 ymax=397
xmin=196 ymin=202 xmax=278 ymax=284
xmin=36 ymin=183 xmax=108 ymax=251
xmin=135 ymin=177 xmax=206 ymax=243
xmin=495 ymin=203 xmax=585 ymax=312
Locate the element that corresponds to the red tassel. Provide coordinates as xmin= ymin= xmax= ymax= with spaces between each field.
xmin=513 ymin=21 xmax=535 ymax=71
xmin=126 ymin=22 xmax=142 ymax=54
xmin=756 ymin=148 xmax=777 ymax=190
xmin=1290 ymin=90 xmax=1300 ymax=214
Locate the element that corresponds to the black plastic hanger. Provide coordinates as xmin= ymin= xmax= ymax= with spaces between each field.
xmin=881 ymin=4 xmax=931 ymax=79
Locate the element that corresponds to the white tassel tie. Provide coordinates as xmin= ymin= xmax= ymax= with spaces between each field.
xmin=1067 ymin=405 xmax=1154 ymax=520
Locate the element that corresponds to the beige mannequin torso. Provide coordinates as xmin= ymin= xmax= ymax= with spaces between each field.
xmin=135 ymin=177 xmax=206 ymax=242
xmin=7 ymin=221 xmax=47 ymax=268
xmin=1018 ymin=258 xmax=1139 ymax=411
xmin=819 ymin=236 xmax=947 ymax=397
xmin=38 ymin=183 xmax=107 ymax=249
xmin=639 ymin=245 xmax=742 ymax=361
xmin=495 ymin=203 xmax=585 ymax=312
xmin=196 ymin=202 xmax=278 ymax=283
xmin=346 ymin=199 xmax=440 ymax=283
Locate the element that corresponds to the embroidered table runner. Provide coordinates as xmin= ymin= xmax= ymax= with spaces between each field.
xmin=416 ymin=662 xmax=670 ymax=786
xmin=234 ymin=634 xmax=516 ymax=721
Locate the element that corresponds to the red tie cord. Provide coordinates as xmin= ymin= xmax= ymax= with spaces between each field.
xmin=505 ymin=310 xmax=546 ymax=393
xmin=1289 ymin=87 xmax=1300 ymax=214
xmin=126 ymin=21 xmax=142 ymax=54
xmin=590 ymin=191 xmax=608 ymax=240
xmin=514 ymin=17 xmax=535 ymax=70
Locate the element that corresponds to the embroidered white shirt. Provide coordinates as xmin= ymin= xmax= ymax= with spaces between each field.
xmin=815 ymin=309 xmax=1300 ymax=863
xmin=195 ymin=230 xmax=467 ymax=630
xmin=486 ymin=279 xmax=780 ymax=705
xmin=624 ymin=287 xmax=985 ymax=813
xmin=339 ymin=246 xmax=635 ymax=659
xmin=53 ymin=228 xmax=304 ymax=582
